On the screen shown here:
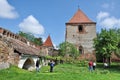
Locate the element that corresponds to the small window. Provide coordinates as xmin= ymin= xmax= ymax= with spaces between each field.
xmin=73 ymin=35 xmax=75 ymax=37
xmin=78 ymin=25 xmax=83 ymax=32
xmin=79 ymin=46 xmax=83 ymax=54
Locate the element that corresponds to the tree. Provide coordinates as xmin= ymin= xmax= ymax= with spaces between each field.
xmin=94 ymin=29 xmax=118 ymax=66
xmin=18 ymin=31 xmax=43 ymax=46
xmin=113 ymin=28 xmax=120 ymax=57
xmin=34 ymin=37 xmax=43 ymax=46
xmin=59 ymin=42 xmax=79 ymax=59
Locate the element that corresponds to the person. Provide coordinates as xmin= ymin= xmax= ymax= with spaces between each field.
xmin=60 ymin=59 xmax=63 ymax=64
xmin=88 ymin=60 xmax=93 ymax=72
xmin=55 ymin=58 xmax=58 ymax=65
xmin=104 ymin=62 xmax=108 ymax=68
xmin=93 ymin=62 xmax=96 ymax=70
xmin=36 ymin=58 xmax=40 ymax=72
xmin=49 ymin=60 xmax=54 ymax=72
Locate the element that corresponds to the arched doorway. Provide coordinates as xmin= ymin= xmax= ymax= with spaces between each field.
xmin=22 ymin=58 xmax=35 ymax=70
xmin=79 ymin=46 xmax=84 ymax=54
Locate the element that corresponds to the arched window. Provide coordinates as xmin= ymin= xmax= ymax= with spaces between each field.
xmin=79 ymin=46 xmax=83 ymax=54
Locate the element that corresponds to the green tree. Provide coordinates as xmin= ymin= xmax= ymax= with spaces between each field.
xmin=94 ymin=29 xmax=118 ymax=66
xmin=34 ymin=37 xmax=43 ymax=46
xmin=59 ymin=42 xmax=79 ymax=59
xmin=113 ymin=28 xmax=120 ymax=57
xmin=18 ymin=31 xmax=43 ymax=46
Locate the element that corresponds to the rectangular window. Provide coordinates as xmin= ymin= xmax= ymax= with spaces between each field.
xmin=78 ymin=25 xmax=83 ymax=32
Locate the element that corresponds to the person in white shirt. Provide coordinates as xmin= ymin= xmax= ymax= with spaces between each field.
xmin=104 ymin=62 xmax=108 ymax=68
xmin=93 ymin=62 xmax=96 ymax=70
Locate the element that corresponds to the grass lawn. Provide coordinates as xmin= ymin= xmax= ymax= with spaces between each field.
xmin=0 ymin=63 xmax=120 ymax=80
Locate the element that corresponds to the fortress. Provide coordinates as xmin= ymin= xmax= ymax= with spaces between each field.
xmin=0 ymin=9 xmax=119 ymax=70
xmin=0 ymin=27 xmax=53 ymax=70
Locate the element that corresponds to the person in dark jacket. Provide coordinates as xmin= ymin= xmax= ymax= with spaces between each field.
xmin=36 ymin=58 xmax=40 ymax=72
xmin=50 ymin=60 xmax=54 ymax=72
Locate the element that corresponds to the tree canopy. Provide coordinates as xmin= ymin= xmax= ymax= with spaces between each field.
xmin=94 ymin=29 xmax=119 ymax=65
xmin=18 ymin=31 xmax=43 ymax=46
xmin=59 ymin=42 xmax=79 ymax=59
xmin=113 ymin=28 xmax=120 ymax=57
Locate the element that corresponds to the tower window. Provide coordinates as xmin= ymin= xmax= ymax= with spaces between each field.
xmin=79 ymin=46 xmax=83 ymax=54
xmin=78 ymin=25 xmax=83 ymax=32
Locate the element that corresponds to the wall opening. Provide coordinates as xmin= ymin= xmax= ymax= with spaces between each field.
xmin=78 ymin=25 xmax=83 ymax=32
xmin=22 ymin=58 xmax=35 ymax=70
xmin=3 ymin=30 xmax=7 ymax=35
xmin=79 ymin=46 xmax=83 ymax=54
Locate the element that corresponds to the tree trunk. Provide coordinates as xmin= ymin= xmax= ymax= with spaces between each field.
xmin=108 ymin=57 xmax=111 ymax=67
xmin=103 ymin=56 xmax=106 ymax=63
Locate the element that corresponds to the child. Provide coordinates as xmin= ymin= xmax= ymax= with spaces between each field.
xmin=93 ymin=62 xmax=96 ymax=70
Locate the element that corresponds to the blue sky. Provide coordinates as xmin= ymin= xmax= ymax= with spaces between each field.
xmin=0 ymin=0 xmax=120 ymax=47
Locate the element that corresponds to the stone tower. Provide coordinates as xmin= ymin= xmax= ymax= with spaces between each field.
xmin=65 ymin=9 xmax=96 ymax=55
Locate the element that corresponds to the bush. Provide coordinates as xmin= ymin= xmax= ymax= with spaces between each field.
xmin=65 ymin=59 xmax=88 ymax=67
xmin=75 ymin=60 xmax=88 ymax=67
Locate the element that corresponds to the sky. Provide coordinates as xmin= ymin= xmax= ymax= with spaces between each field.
xmin=0 ymin=0 xmax=120 ymax=47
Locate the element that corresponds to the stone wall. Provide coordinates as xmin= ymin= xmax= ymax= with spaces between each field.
xmin=0 ymin=40 xmax=10 ymax=69
xmin=66 ymin=23 xmax=96 ymax=54
xmin=0 ymin=42 xmax=8 ymax=60
xmin=0 ymin=37 xmax=20 ymax=69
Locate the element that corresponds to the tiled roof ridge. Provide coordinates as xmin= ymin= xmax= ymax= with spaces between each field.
xmin=43 ymin=35 xmax=53 ymax=47
xmin=67 ymin=9 xmax=94 ymax=23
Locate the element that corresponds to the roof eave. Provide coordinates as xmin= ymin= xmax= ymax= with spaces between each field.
xmin=66 ymin=22 xmax=96 ymax=25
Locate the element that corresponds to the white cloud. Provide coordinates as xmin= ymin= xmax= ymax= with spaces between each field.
xmin=0 ymin=0 xmax=18 ymax=19
xmin=19 ymin=15 xmax=44 ymax=35
xmin=53 ymin=43 xmax=59 ymax=50
xmin=97 ymin=11 xmax=109 ymax=21
xmin=100 ymin=17 xmax=120 ymax=28
xmin=97 ymin=11 xmax=120 ymax=29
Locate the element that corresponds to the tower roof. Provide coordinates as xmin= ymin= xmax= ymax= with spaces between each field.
xmin=43 ymin=35 xmax=53 ymax=47
xmin=67 ymin=9 xmax=95 ymax=24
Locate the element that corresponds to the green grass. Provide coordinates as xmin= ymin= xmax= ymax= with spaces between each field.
xmin=0 ymin=63 xmax=120 ymax=80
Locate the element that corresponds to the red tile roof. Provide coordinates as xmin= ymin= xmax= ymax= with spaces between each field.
xmin=67 ymin=9 xmax=94 ymax=23
xmin=43 ymin=35 xmax=53 ymax=47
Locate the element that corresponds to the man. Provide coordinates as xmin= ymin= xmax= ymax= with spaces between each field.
xmin=36 ymin=58 xmax=40 ymax=72
xmin=50 ymin=60 xmax=54 ymax=72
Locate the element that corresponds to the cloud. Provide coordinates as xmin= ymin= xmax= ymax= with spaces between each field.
xmin=53 ymin=43 xmax=58 ymax=49
xmin=0 ymin=0 xmax=18 ymax=19
xmin=97 ymin=11 xmax=120 ymax=29
xmin=19 ymin=15 xmax=44 ymax=35
xmin=97 ymin=11 xmax=109 ymax=21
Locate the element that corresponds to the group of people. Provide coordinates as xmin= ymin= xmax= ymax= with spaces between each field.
xmin=36 ymin=58 xmax=109 ymax=73
xmin=88 ymin=60 xmax=96 ymax=72
xmin=88 ymin=60 xmax=109 ymax=72
xmin=36 ymin=58 xmax=55 ymax=72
